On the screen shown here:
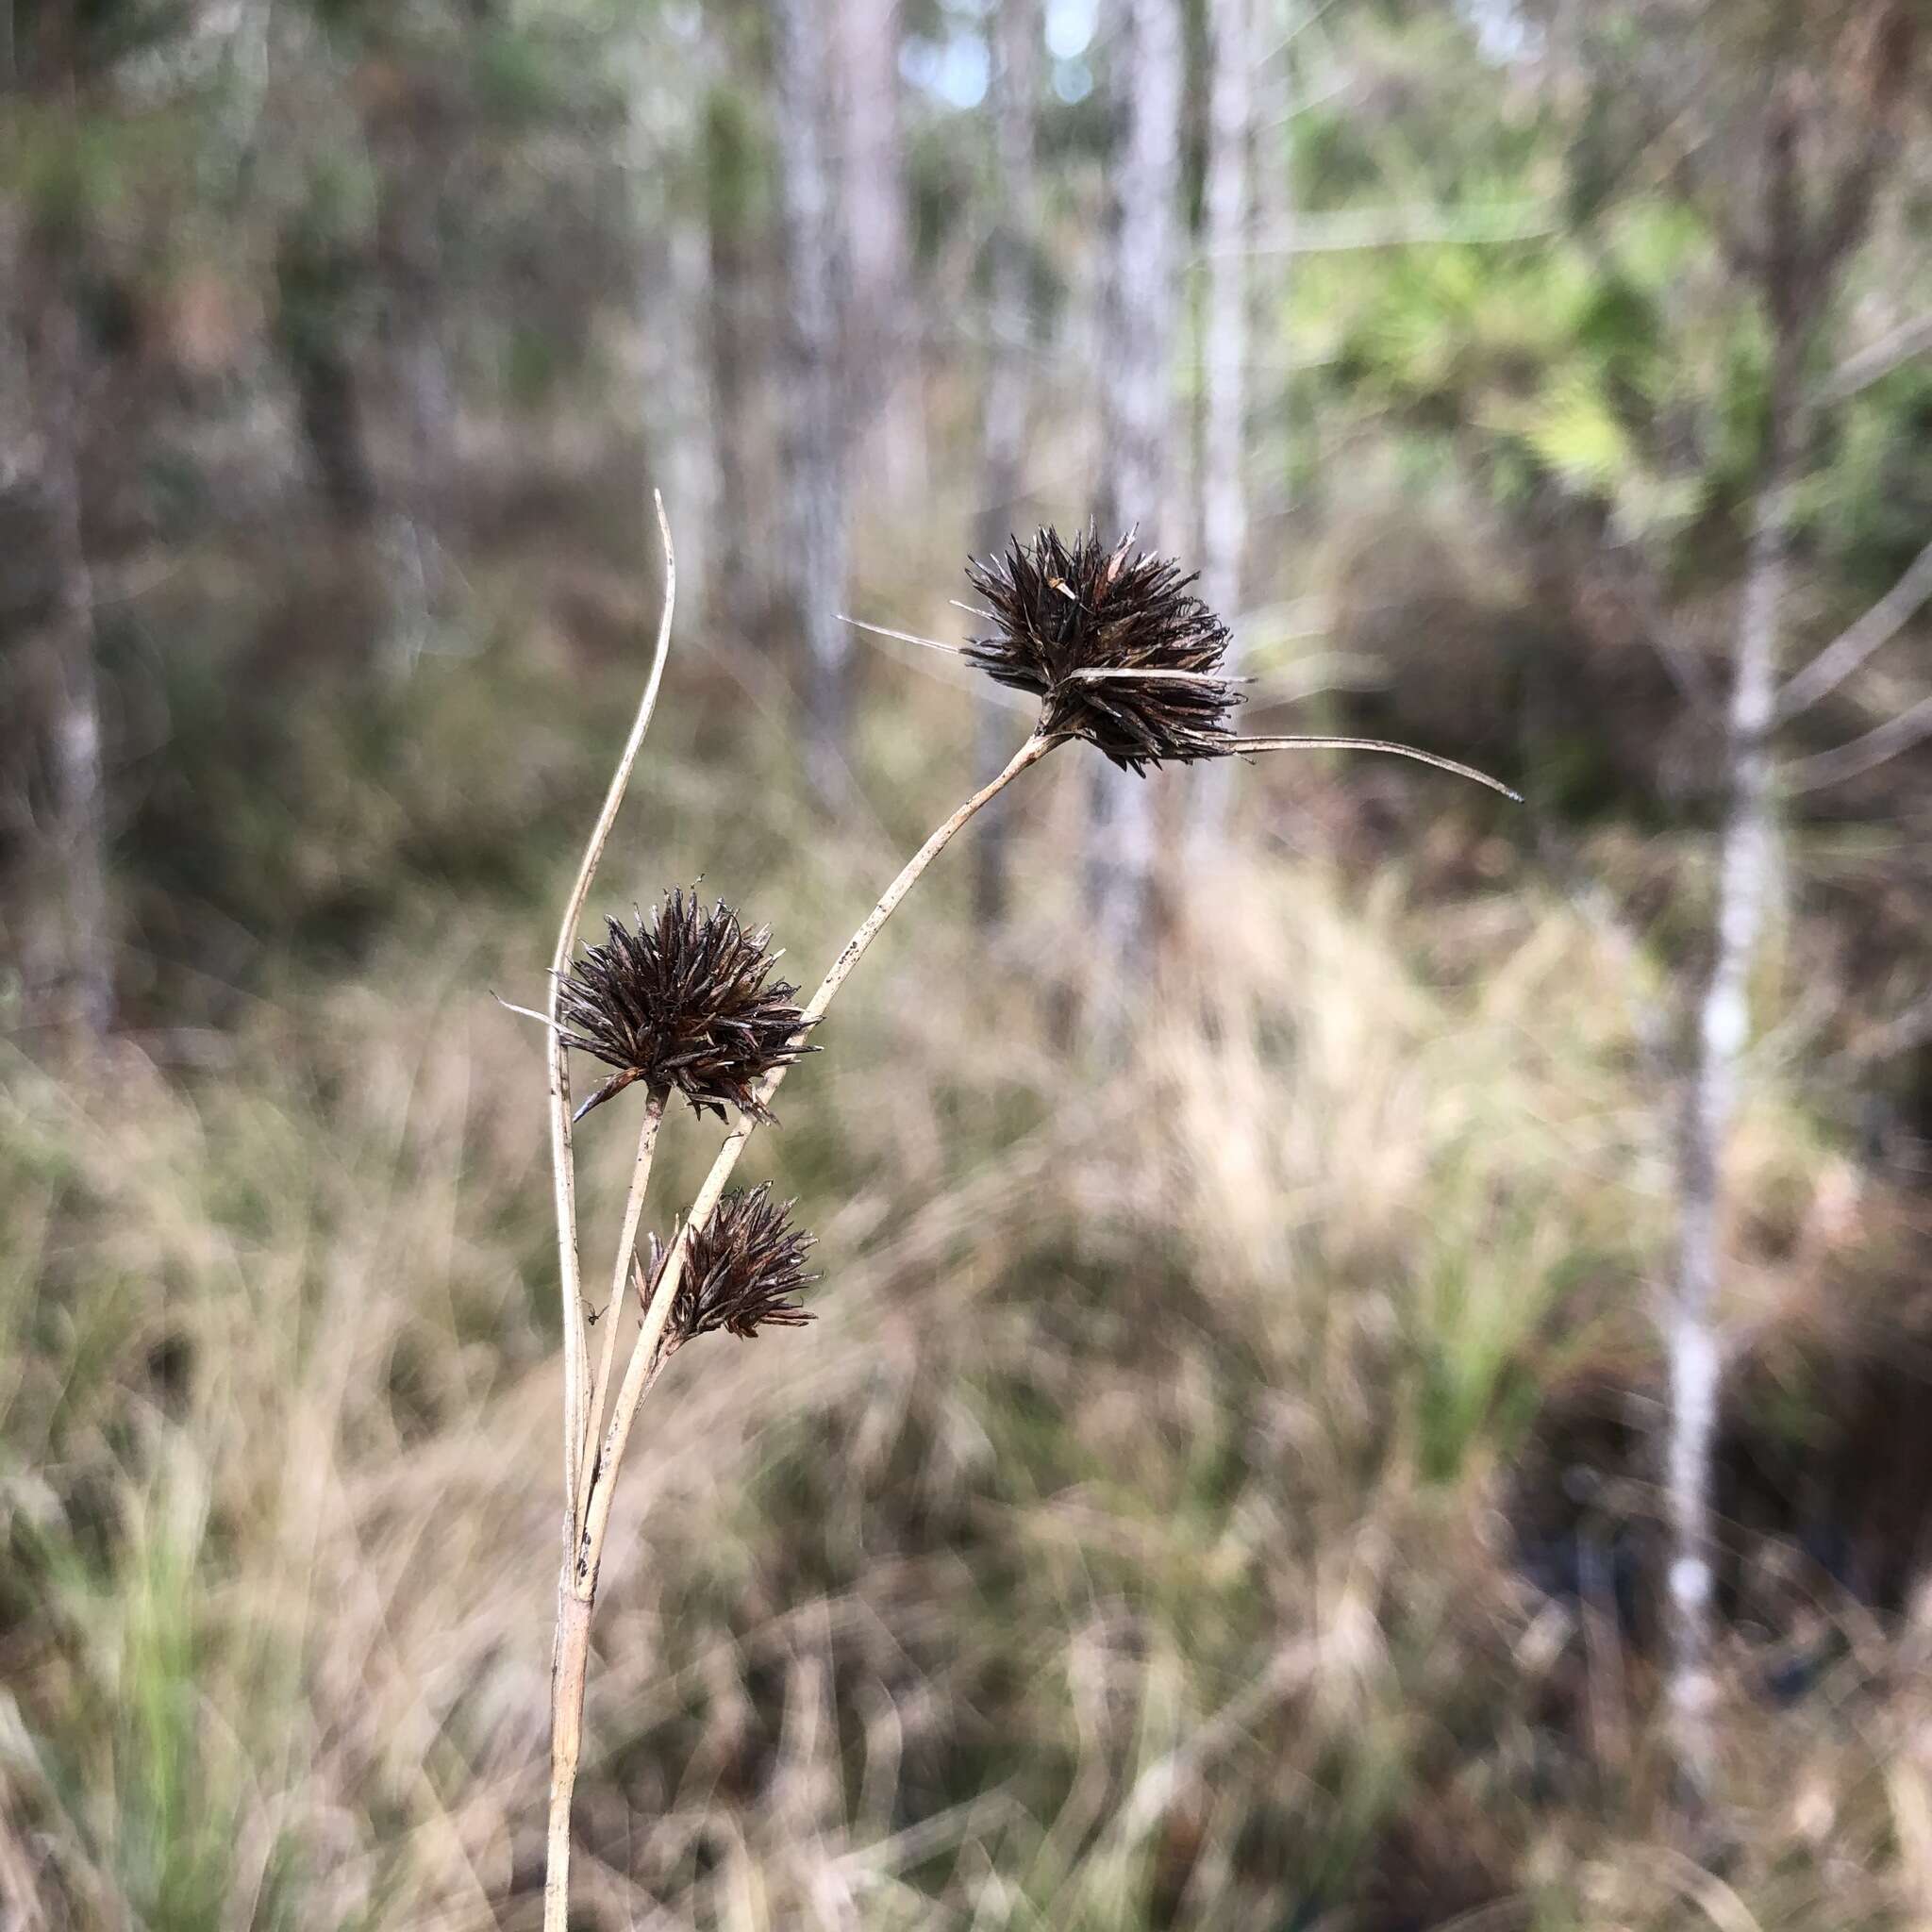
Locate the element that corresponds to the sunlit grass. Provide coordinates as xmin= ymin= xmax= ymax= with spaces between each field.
xmin=2 ymin=643 xmax=1925 ymax=1928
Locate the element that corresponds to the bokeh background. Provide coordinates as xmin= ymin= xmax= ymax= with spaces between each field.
xmin=5 ymin=1 xmax=1932 ymax=1924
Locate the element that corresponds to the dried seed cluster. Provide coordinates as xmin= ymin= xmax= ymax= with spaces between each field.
xmin=964 ymin=525 xmax=1241 ymax=773
xmin=557 ymin=890 xmax=814 ymax=1123
xmin=653 ymin=1185 xmax=819 ymax=1347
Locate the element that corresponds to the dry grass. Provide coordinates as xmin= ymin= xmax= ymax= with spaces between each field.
xmin=3 ymin=652 xmax=1928 ymax=1930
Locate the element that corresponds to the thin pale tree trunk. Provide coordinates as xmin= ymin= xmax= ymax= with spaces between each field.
xmin=705 ymin=77 xmax=762 ymax=643
xmin=1252 ymin=0 xmax=1297 ymax=562
xmin=21 ymin=222 xmax=112 ymax=1040
xmin=389 ymin=309 xmax=453 ymax=672
xmin=1666 ymin=356 xmax=1796 ymax=1805
xmin=838 ymin=0 xmax=920 ymax=497
xmin=275 ymin=220 xmax=379 ymax=528
xmin=973 ymin=0 xmax=1040 ymax=924
xmin=1661 ymin=48 xmax=1906 ymax=1804
xmin=774 ymin=0 xmax=853 ymax=803
xmin=1087 ymin=0 xmax=1183 ymax=964
xmin=371 ymin=120 xmax=454 ymax=676
xmin=1191 ymin=0 xmax=1253 ymax=846
xmin=640 ymin=219 xmax=711 ymax=610
xmin=836 ymin=0 xmax=907 ymax=323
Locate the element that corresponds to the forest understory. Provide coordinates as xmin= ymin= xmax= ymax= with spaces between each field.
xmin=6 ymin=2 xmax=1932 ymax=1924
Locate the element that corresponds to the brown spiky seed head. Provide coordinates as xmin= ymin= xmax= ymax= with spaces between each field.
xmin=557 ymin=890 xmax=814 ymax=1123
xmin=654 ymin=1185 xmax=819 ymax=1347
xmin=964 ymin=525 xmax=1241 ymax=774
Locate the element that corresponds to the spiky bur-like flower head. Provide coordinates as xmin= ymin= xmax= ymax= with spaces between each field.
xmin=964 ymin=525 xmax=1242 ymax=774
xmin=646 ymin=1184 xmax=819 ymax=1349
xmin=556 ymin=890 xmax=815 ymax=1124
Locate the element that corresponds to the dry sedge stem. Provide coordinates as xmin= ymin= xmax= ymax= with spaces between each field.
xmin=541 ymin=608 xmax=1048 ymax=1931
xmin=546 ymin=493 xmax=675 ymax=1515
xmin=541 ymin=501 xmax=673 ymax=1932
xmin=581 ymin=1090 xmax=665 ymax=1487
xmin=538 ymin=517 xmax=1511 ymax=1930
xmin=575 ymin=727 xmax=1055 ymax=1589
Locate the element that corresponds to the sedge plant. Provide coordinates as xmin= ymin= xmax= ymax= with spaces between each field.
xmin=522 ymin=502 xmax=1515 ymax=1925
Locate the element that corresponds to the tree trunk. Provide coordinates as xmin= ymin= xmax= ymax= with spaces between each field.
xmin=1191 ymin=0 xmax=1253 ymax=847
xmin=1665 ymin=355 xmax=1796 ymax=1807
xmin=1659 ymin=50 xmax=1908 ymax=1805
xmin=389 ymin=308 xmax=453 ymax=671
xmin=638 ymin=218 xmax=711 ymax=613
xmin=837 ymin=0 xmax=920 ymax=497
xmin=15 ymin=219 xmax=113 ymax=1041
xmin=705 ymin=77 xmax=762 ymax=644
xmin=1087 ymin=0 xmax=1184 ymax=966
xmin=276 ymin=253 xmax=379 ymax=527
xmin=973 ymin=0 xmax=1040 ymax=925
xmin=774 ymin=0 xmax=853 ymax=804
xmin=367 ymin=84 xmax=455 ymax=677
xmin=835 ymin=0 xmax=908 ymax=336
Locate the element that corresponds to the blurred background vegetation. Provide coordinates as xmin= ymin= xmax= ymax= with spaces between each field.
xmin=5 ymin=0 xmax=1932 ymax=1924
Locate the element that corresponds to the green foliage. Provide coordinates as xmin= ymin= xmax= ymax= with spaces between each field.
xmin=274 ymin=158 xmax=379 ymax=362
xmin=704 ymin=77 xmax=772 ymax=236
xmin=10 ymin=0 xmax=197 ymax=78
xmin=5 ymin=617 xmax=1922 ymax=1925
xmin=1808 ymin=367 xmax=1932 ymax=590
xmin=1307 ymin=204 xmax=1749 ymax=548
xmin=1 ymin=96 xmax=205 ymax=235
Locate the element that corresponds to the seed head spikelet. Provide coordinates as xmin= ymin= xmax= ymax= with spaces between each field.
xmin=649 ymin=1185 xmax=819 ymax=1348
xmin=555 ymin=890 xmax=814 ymax=1123
xmin=964 ymin=525 xmax=1242 ymax=773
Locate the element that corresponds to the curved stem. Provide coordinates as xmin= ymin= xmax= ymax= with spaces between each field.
xmin=541 ymin=497 xmax=674 ymax=1932
xmin=574 ymin=728 xmax=1058 ymax=1582
xmin=1228 ymin=734 xmax=1520 ymax=801
xmin=548 ymin=494 xmax=675 ymax=1514
xmin=577 ymin=1090 xmax=666 ymax=1525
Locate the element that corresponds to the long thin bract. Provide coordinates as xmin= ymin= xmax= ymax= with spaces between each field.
xmin=1230 ymin=734 xmax=1521 ymax=801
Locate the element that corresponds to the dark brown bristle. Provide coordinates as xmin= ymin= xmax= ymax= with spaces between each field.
xmin=653 ymin=1185 xmax=819 ymax=1348
xmin=556 ymin=890 xmax=815 ymax=1123
xmin=964 ymin=525 xmax=1241 ymax=774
